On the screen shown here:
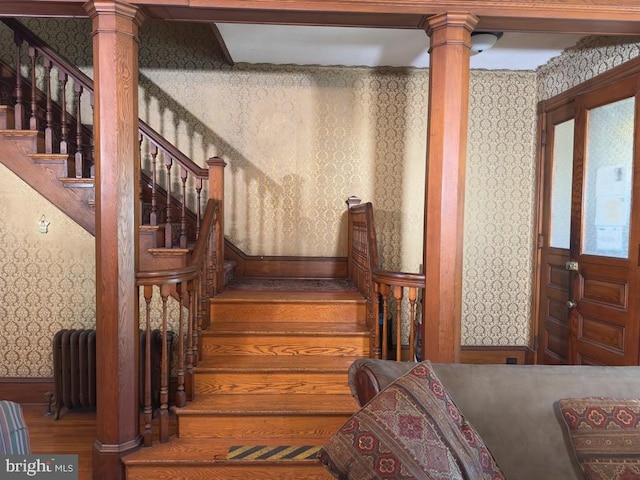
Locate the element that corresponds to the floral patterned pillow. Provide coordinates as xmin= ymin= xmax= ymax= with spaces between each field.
xmin=559 ymin=397 xmax=640 ymax=480
xmin=318 ymin=361 xmax=505 ymax=480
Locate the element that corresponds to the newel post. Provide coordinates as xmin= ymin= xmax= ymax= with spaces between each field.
xmin=207 ymin=156 xmax=227 ymax=293
xmin=345 ymin=195 xmax=361 ymax=280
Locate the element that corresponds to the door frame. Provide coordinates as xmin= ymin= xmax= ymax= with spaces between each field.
xmin=532 ymin=55 xmax=640 ymax=365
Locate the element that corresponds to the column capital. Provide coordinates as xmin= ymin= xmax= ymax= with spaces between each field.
xmin=84 ymin=0 xmax=147 ymax=31
xmin=425 ymin=12 xmax=479 ymax=51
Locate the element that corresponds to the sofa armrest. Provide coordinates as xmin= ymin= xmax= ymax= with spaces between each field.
xmin=348 ymin=358 xmax=416 ymax=406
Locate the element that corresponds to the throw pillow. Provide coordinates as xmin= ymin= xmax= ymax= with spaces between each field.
xmin=318 ymin=361 xmax=505 ymax=480
xmin=559 ymin=397 xmax=640 ymax=480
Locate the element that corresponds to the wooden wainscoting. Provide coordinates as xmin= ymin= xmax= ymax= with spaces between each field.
xmin=395 ymin=345 xmax=533 ymax=364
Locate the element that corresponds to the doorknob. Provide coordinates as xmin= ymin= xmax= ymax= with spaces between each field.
xmin=566 ymin=300 xmax=577 ymax=309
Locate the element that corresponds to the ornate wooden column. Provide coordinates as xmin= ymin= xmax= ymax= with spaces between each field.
xmin=84 ymin=2 xmax=145 ymax=479
xmin=422 ymin=12 xmax=478 ymax=363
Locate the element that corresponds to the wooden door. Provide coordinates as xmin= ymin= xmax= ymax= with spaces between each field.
xmin=537 ymin=77 xmax=640 ymax=366
xmin=569 ymin=79 xmax=640 ymax=365
xmin=537 ymin=105 xmax=575 ymax=364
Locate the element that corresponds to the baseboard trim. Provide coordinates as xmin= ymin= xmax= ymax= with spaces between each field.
xmin=225 ymin=240 xmax=348 ymax=278
xmin=0 ymin=377 xmax=54 ymax=404
xmin=460 ymin=345 xmax=533 ymax=365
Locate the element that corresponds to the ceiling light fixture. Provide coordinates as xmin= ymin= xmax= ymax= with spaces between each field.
xmin=470 ymin=32 xmax=503 ymax=54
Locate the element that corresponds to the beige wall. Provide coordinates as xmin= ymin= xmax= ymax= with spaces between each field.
xmin=3 ymin=19 xmax=634 ymax=376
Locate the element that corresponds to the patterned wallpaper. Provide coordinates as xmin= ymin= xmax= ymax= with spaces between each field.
xmin=0 ymin=165 xmax=96 ymax=377
xmin=537 ymin=35 xmax=640 ymax=101
xmin=3 ymin=19 xmax=637 ymax=377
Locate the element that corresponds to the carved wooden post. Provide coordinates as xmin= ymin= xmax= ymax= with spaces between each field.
xmin=207 ymin=156 xmax=226 ymax=293
xmin=85 ymin=2 xmax=146 ymax=479
xmin=422 ymin=12 xmax=478 ymax=363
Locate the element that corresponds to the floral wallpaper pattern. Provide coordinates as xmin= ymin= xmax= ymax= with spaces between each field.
xmin=3 ymin=19 xmax=635 ymax=376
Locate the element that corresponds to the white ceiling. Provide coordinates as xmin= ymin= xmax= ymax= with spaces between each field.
xmin=216 ymin=24 xmax=585 ymax=71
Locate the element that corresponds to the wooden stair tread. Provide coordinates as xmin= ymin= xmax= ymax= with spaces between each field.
xmin=59 ymin=177 xmax=94 ymax=187
xmin=176 ymin=393 xmax=358 ymax=415
xmin=205 ymin=322 xmax=368 ymax=335
xmin=196 ymin=355 xmax=362 ymax=371
xmin=213 ymin=290 xmax=364 ymax=302
xmin=124 ymin=437 xmax=329 ymax=465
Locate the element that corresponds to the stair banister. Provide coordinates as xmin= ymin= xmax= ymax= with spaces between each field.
xmin=372 ymin=269 xmax=425 ymax=361
xmin=136 ymin=198 xmax=220 ymax=444
xmin=346 ymin=196 xmax=381 ymax=358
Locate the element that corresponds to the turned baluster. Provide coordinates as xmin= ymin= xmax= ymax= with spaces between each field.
xmin=13 ymin=33 xmax=24 ymax=130
xmin=379 ymin=283 xmax=391 ymax=359
xmin=175 ymin=282 xmax=186 ymax=408
xmin=185 ymin=279 xmax=196 ymax=401
xmin=28 ymin=47 xmax=37 ymax=131
xmin=180 ymin=166 xmax=188 ymax=248
xmin=142 ymin=286 xmax=153 ymax=447
xmin=192 ymin=276 xmax=202 ymax=366
xmin=74 ymin=83 xmax=83 ymax=178
xmin=149 ymin=143 xmax=159 ymax=226
xmin=158 ymin=283 xmax=170 ymax=444
xmin=58 ymin=71 xmax=68 ymax=154
xmin=164 ymin=157 xmax=173 ymax=247
xmin=393 ymin=286 xmax=404 ymax=362
xmin=195 ymin=178 xmax=203 ymax=238
xmin=43 ymin=58 xmax=54 ymax=153
xmin=408 ymin=287 xmax=418 ymax=362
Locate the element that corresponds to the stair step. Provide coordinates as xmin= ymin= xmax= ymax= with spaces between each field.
xmin=201 ymin=323 xmax=370 ymax=357
xmin=176 ymin=393 xmax=358 ymax=416
xmin=197 ymin=354 xmax=362 ymax=372
xmin=30 ymin=153 xmax=70 ymax=177
xmin=176 ymin=394 xmax=354 ymax=440
xmin=124 ymin=438 xmax=334 ymax=480
xmin=0 ymin=129 xmax=43 ymax=153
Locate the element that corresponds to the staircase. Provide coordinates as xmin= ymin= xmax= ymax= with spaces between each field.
xmin=0 ymin=24 xmax=373 ymax=480
xmin=123 ymin=286 xmax=369 ymax=479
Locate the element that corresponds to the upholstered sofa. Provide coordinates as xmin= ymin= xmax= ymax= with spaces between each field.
xmin=0 ymin=400 xmax=30 ymax=454
xmin=319 ymin=358 xmax=640 ymax=480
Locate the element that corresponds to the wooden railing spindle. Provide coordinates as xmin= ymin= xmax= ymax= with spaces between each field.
xmin=28 ymin=46 xmax=37 ymax=130
xmin=74 ymin=83 xmax=83 ymax=178
xmin=175 ymin=282 xmax=186 ymax=408
xmin=13 ymin=32 xmax=24 ymax=130
xmin=195 ymin=178 xmax=202 ymax=238
xmin=180 ymin=166 xmax=187 ymax=248
xmin=159 ymin=283 xmax=170 ymax=444
xmin=44 ymin=58 xmax=53 ymax=153
xmin=59 ymin=71 xmax=68 ymax=154
xmin=142 ymin=285 xmax=153 ymax=447
xmin=149 ymin=144 xmax=158 ymax=225
xmin=164 ymin=156 xmax=173 ymax=246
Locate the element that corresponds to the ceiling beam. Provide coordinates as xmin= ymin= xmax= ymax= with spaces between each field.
xmin=1 ymin=0 xmax=640 ymax=35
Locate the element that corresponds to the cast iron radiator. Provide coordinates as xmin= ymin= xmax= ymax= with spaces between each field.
xmin=52 ymin=328 xmax=173 ymax=419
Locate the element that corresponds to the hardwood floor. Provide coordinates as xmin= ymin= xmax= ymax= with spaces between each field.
xmin=21 ymin=404 xmax=178 ymax=480
xmin=22 ymin=404 xmax=96 ymax=480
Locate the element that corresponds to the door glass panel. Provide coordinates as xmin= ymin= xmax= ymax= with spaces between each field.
xmin=582 ymin=97 xmax=635 ymax=259
xmin=550 ymin=119 xmax=574 ymax=249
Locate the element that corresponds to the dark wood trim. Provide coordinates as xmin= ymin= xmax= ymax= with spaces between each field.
xmin=224 ymin=238 xmax=348 ymax=278
xmin=4 ymin=0 xmax=640 ymax=35
xmin=460 ymin=345 xmax=533 ymax=365
xmin=0 ymin=377 xmax=55 ymax=405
